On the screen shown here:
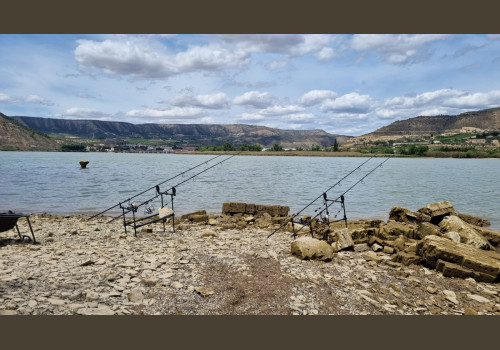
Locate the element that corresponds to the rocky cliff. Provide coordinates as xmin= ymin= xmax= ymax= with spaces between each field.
xmin=10 ymin=115 xmax=350 ymax=149
xmin=0 ymin=113 xmax=61 ymax=151
xmin=365 ymin=108 xmax=500 ymax=139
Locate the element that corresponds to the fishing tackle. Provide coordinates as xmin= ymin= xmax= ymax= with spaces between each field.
xmin=266 ymin=157 xmax=375 ymax=239
xmin=288 ymin=157 xmax=390 ymax=239
xmin=88 ymin=151 xmax=236 ymax=221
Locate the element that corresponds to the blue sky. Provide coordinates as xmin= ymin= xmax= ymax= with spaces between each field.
xmin=1 ymin=34 xmax=500 ymax=136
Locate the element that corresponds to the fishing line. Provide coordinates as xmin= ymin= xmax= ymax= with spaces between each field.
xmin=106 ymin=152 xmax=242 ymax=223
xmin=267 ymin=157 xmax=375 ymax=238
xmin=88 ymin=151 xmax=235 ymax=220
xmin=288 ymin=157 xmax=390 ymax=238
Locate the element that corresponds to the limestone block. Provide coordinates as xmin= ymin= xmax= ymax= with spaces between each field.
xmin=290 ymin=236 xmax=334 ymax=261
xmin=417 ymin=235 xmax=500 ymax=282
xmin=416 ymin=222 xmax=441 ymax=239
xmin=333 ymin=228 xmax=354 ymax=251
xmin=389 ymin=206 xmax=430 ymax=225
xmin=456 ymin=212 xmax=490 ymax=227
xmin=418 ymin=201 xmax=455 ymax=224
xmin=471 ymin=226 xmax=500 ymax=246
xmin=222 ymin=202 xmax=246 ymax=215
xmin=439 ymin=215 xmax=491 ymax=250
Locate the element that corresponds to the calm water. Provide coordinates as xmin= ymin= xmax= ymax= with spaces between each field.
xmin=1 ymin=152 xmax=499 ymax=230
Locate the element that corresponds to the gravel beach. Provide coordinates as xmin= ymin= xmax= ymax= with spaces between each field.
xmin=1 ymin=213 xmax=499 ymax=315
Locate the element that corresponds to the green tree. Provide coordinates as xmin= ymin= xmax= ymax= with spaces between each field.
xmin=333 ymin=139 xmax=339 ymax=152
xmin=271 ymin=143 xmax=283 ymax=151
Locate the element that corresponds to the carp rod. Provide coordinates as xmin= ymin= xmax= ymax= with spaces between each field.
xmin=105 ymin=151 xmax=243 ymax=224
xmin=268 ymin=157 xmax=390 ymax=239
xmin=266 ymin=156 xmax=375 ymax=238
xmin=88 ymin=151 xmax=238 ymax=221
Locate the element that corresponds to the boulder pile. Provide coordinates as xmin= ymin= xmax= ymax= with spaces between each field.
xmin=288 ymin=201 xmax=500 ymax=283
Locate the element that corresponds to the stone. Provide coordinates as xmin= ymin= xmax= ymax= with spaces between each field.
xmin=455 ymin=212 xmax=490 ymax=227
xmin=208 ymin=218 xmax=218 ymax=226
xmin=391 ymin=252 xmax=422 ymax=266
xmin=371 ymin=243 xmax=383 ymax=252
xmin=222 ymin=202 xmax=246 ymax=215
xmin=378 ymin=221 xmax=418 ymax=240
xmin=201 ymin=229 xmax=217 ymax=238
xmin=77 ymin=307 xmax=115 ymax=315
xmin=332 ymin=228 xmax=354 ymax=251
xmin=290 ymin=237 xmax=334 ymax=262
xmin=388 ymin=206 xmax=430 ymax=225
xmin=383 ymin=246 xmax=395 ymax=254
xmin=361 ymin=251 xmax=382 ymax=263
xmin=127 ymin=288 xmax=144 ymax=303
xmin=471 ymin=226 xmax=500 ymax=247
xmin=392 ymin=236 xmax=407 ymax=252
xmin=194 ymin=286 xmax=215 ymax=297
xmin=416 ymin=222 xmax=442 ymax=240
xmin=418 ymin=201 xmax=455 ymax=224
xmin=439 ymin=215 xmax=491 ymax=250
xmin=442 ymin=231 xmax=461 ymax=243
xmin=171 ymin=281 xmax=183 ymax=289
xmin=467 ymin=294 xmax=490 ymax=303
xmin=417 ymin=235 xmax=500 ymax=282
xmin=354 ymin=243 xmax=369 ymax=252
xmin=436 ymin=260 xmax=475 ymax=279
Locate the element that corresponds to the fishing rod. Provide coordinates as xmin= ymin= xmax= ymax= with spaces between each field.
xmin=106 ymin=151 xmax=242 ymax=223
xmin=287 ymin=157 xmax=390 ymax=239
xmin=88 ymin=151 xmax=234 ymax=220
xmin=266 ymin=156 xmax=375 ymax=238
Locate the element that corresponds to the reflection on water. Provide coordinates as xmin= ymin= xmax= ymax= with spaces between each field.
xmin=1 ymin=152 xmax=499 ymax=230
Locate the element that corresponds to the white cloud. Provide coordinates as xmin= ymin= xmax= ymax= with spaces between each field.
xmin=25 ymin=94 xmax=54 ymax=106
xmin=0 ymin=93 xmax=15 ymax=103
xmin=59 ymin=108 xmax=110 ymax=119
xmin=126 ymin=107 xmax=204 ymax=119
xmin=315 ymin=47 xmax=336 ymax=61
xmin=321 ymin=92 xmax=374 ymax=114
xmin=443 ymin=90 xmax=500 ymax=108
xmin=236 ymin=113 xmax=266 ymax=122
xmin=219 ymin=34 xmax=334 ymax=58
xmin=299 ymin=90 xmax=338 ymax=106
xmin=267 ymin=60 xmax=288 ymax=70
xmin=487 ymin=34 xmax=500 ymax=40
xmin=170 ymin=92 xmax=230 ymax=109
xmin=75 ymin=38 xmax=249 ymax=79
xmin=260 ymin=105 xmax=305 ymax=115
xmin=281 ymin=113 xmax=315 ymax=123
xmin=351 ymin=34 xmax=450 ymax=64
xmin=233 ymin=91 xmax=275 ymax=108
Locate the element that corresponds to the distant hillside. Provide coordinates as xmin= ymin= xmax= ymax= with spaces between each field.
xmin=363 ymin=108 xmax=500 ymax=140
xmin=0 ymin=113 xmax=61 ymax=151
xmin=11 ymin=115 xmax=351 ymax=148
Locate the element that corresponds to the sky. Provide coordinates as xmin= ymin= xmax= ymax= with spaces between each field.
xmin=1 ymin=34 xmax=500 ymax=136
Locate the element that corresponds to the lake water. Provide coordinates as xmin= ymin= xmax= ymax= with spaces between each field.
xmin=1 ymin=152 xmax=499 ymax=230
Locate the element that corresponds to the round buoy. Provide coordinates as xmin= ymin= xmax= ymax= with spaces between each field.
xmin=79 ymin=160 xmax=89 ymax=169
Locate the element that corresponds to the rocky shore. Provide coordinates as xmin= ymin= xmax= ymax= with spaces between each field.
xmin=1 ymin=201 xmax=500 ymax=315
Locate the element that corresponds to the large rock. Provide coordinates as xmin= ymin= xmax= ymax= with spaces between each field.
xmin=330 ymin=228 xmax=354 ymax=252
xmin=418 ymin=201 xmax=455 ymax=224
xmin=417 ymin=235 xmax=500 ymax=283
xmin=378 ymin=221 xmax=418 ymax=240
xmin=388 ymin=206 xmax=430 ymax=225
xmin=290 ymin=236 xmax=334 ymax=261
xmin=456 ymin=212 xmax=491 ymax=227
xmin=416 ymin=222 xmax=442 ymax=239
xmin=471 ymin=225 xmax=500 ymax=247
xmin=439 ymin=215 xmax=491 ymax=250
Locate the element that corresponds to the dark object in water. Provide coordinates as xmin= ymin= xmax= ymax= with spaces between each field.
xmin=0 ymin=211 xmax=36 ymax=243
xmin=80 ymin=160 xmax=89 ymax=169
